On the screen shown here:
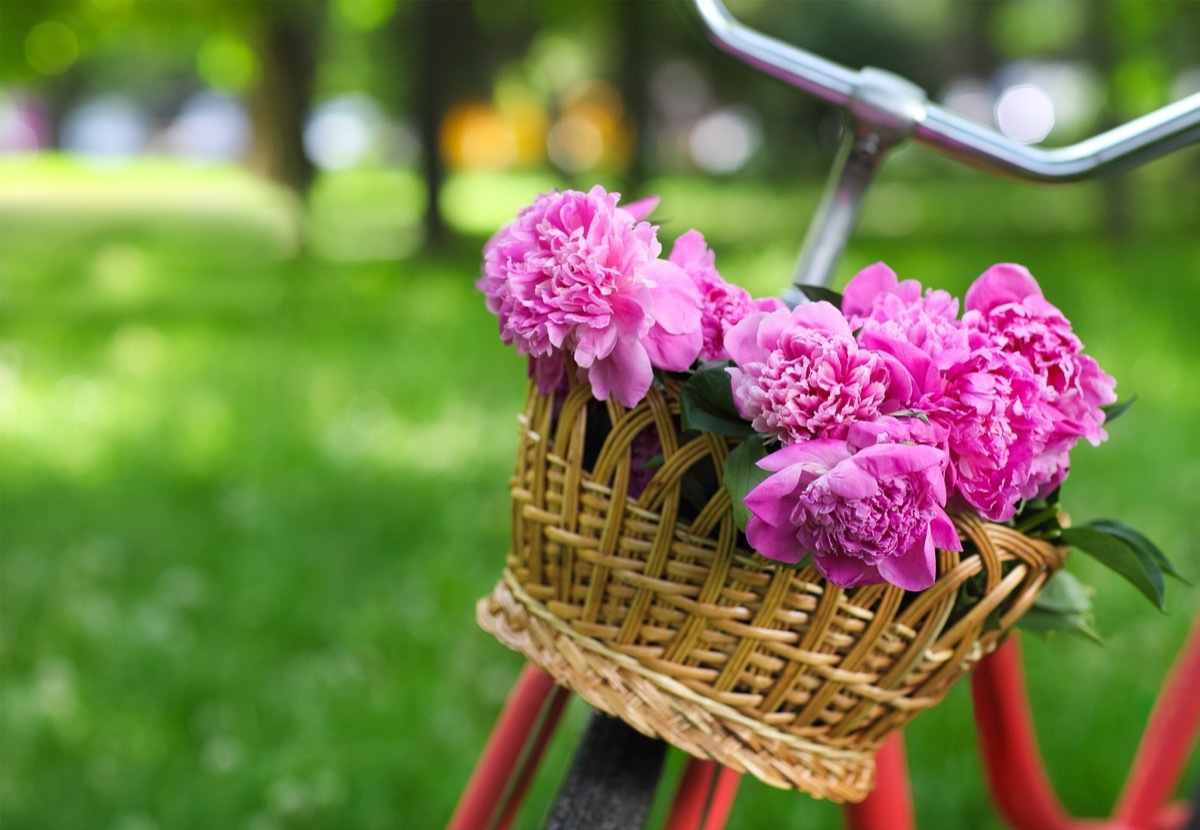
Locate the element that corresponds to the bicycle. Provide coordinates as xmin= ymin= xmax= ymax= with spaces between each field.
xmin=453 ymin=1 xmax=1200 ymax=826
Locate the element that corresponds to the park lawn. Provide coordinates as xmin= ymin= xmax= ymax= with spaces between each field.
xmin=0 ymin=161 xmax=1197 ymax=829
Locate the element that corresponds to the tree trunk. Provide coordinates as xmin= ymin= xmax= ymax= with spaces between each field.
xmin=413 ymin=0 xmax=462 ymax=250
xmin=617 ymin=0 xmax=650 ymax=191
xmin=246 ymin=6 xmax=322 ymax=195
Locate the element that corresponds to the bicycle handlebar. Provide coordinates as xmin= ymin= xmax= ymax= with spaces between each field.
xmin=694 ymin=0 xmax=1200 ymax=182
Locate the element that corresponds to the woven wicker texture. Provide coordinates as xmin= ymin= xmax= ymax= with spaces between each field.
xmin=478 ymin=375 xmax=1068 ymax=802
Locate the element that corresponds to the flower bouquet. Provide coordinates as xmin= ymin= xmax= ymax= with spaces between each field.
xmin=475 ymin=186 xmax=1178 ymax=802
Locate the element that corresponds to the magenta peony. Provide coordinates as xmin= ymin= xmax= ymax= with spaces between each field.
xmin=843 ymin=262 xmax=969 ymax=358
xmin=668 ymin=230 xmax=786 ymax=362
xmin=479 ymin=186 xmax=703 ymax=408
xmin=963 ymin=264 xmax=1116 ymax=496
xmin=725 ymin=302 xmax=913 ymax=444
xmin=744 ymin=437 xmax=960 ymax=591
xmin=933 ymin=343 xmax=1052 ymax=521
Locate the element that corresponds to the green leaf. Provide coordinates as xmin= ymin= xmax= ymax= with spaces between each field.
xmin=1032 ymin=569 xmax=1093 ymax=615
xmin=889 ymin=408 xmax=931 ymax=424
xmin=773 ymin=554 xmax=813 ymax=571
xmin=1086 ymin=520 xmax=1188 ymax=585
xmin=723 ymin=434 xmax=769 ymax=532
xmin=1014 ymin=504 xmax=1062 ymax=535
xmin=1061 ymin=526 xmax=1167 ymax=612
xmin=1017 ymin=607 xmax=1104 ymax=645
xmin=680 ymin=366 xmax=755 ymax=437
xmin=1101 ymin=397 xmax=1136 ymax=424
xmin=641 ymin=452 xmax=664 ymax=471
xmin=796 ymin=284 xmax=844 ymax=308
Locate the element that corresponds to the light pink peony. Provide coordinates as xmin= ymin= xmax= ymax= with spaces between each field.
xmin=479 ymin=186 xmax=702 ymax=407
xmin=964 ymin=264 xmax=1117 ymax=496
xmin=744 ymin=438 xmax=960 ymax=591
xmin=843 ymin=262 xmax=969 ymax=358
xmin=725 ymin=302 xmax=913 ymax=444
xmin=668 ymin=230 xmax=786 ymax=362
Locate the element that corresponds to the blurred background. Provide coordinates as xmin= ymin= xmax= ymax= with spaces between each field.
xmin=1 ymin=0 xmax=1198 ymax=827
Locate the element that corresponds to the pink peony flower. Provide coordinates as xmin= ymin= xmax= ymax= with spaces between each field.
xmin=932 ymin=344 xmax=1052 ymax=522
xmin=964 ymin=264 xmax=1117 ymax=495
xmin=725 ymin=302 xmax=913 ymax=444
xmin=744 ymin=438 xmax=960 ymax=591
xmin=843 ymin=262 xmax=969 ymax=358
xmin=668 ymin=230 xmax=786 ymax=362
xmin=479 ymin=186 xmax=702 ymax=408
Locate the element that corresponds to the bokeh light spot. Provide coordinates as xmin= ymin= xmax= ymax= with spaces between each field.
xmin=25 ymin=20 xmax=79 ymax=76
xmin=547 ymin=115 xmax=604 ymax=173
xmin=304 ymin=94 xmax=384 ymax=171
xmin=197 ymin=34 xmax=260 ymax=95
xmin=441 ymin=104 xmax=519 ymax=171
xmin=995 ymin=84 xmax=1055 ymax=144
xmin=688 ymin=107 xmax=762 ymax=174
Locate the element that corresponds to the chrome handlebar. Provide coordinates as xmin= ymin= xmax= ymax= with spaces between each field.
xmin=694 ymin=0 xmax=1200 ymax=182
xmin=691 ymin=0 xmax=1200 ymax=292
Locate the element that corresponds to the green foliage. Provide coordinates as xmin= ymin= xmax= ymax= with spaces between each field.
xmin=1101 ymin=397 xmax=1137 ymax=424
xmin=679 ymin=363 xmax=754 ymax=437
xmin=722 ymin=434 xmax=769 ymax=532
xmin=1018 ymin=570 xmax=1102 ymax=645
xmin=1061 ymin=526 xmax=1167 ymax=612
xmin=795 ymin=284 xmax=845 ymax=308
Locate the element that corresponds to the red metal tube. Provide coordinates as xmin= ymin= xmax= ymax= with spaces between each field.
xmin=1114 ymin=617 xmax=1200 ymax=830
xmin=703 ymin=766 xmax=742 ymax=830
xmin=495 ymin=683 xmax=571 ymax=830
xmin=844 ymin=732 xmax=916 ymax=830
xmin=664 ymin=759 xmax=743 ymax=830
xmin=448 ymin=665 xmax=563 ymax=830
xmin=665 ymin=759 xmax=719 ymax=830
xmin=971 ymin=636 xmax=1076 ymax=830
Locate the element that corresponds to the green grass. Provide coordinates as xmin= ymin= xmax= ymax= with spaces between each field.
xmin=1 ymin=160 xmax=1197 ymax=829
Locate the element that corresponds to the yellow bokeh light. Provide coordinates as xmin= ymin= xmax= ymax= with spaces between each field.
xmin=441 ymin=103 xmax=521 ymax=172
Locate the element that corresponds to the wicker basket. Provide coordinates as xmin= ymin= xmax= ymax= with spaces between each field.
xmin=478 ymin=372 xmax=1067 ymax=803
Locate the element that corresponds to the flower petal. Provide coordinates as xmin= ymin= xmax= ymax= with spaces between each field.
xmin=814 ymin=553 xmax=883 ymax=589
xmin=724 ymin=310 xmax=773 ymax=366
xmin=842 ymin=262 xmax=898 ymax=317
xmin=756 ymin=439 xmax=850 ymax=473
xmin=644 ymin=259 xmax=702 ymax=335
xmin=930 ymin=510 xmax=962 ymax=552
xmin=746 ymin=515 xmax=807 ymax=564
xmin=876 ymin=532 xmax=937 ymax=591
xmin=825 ymin=460 xmax=880 ymax=500
xmin=792 ymin=300 xmax=852 ymax=337
xmin=588 ymin=339 xmax=652 ymax=407
xmin=623 ymin=195 xmax=660 ymax=222
xmin=852 ymin=443 xmax=945 ymax=480
xmin=667 ymin=229 xmax=712 ymax=269
xmin=743 ymin=467 xmax=808 ymax=525
xmin=965 ymin=263 xmax=1042 ymax=314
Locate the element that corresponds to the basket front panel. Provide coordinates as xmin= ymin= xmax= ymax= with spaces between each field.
xmin=498 ymin=380 xmax=1067 ymax=786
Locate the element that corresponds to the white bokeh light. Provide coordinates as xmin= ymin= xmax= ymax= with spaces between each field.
xmin=688 ymin=107 xmax=762 ymax=174
xmin=61 ymin=95 xmax=150 ymax=159
xmin=166 ymin=92 xmax=249 ymax=162
xmin=303 ymin=93 xmax=384 ymax=171
xmin=995 ymin=84 xmax=1055 ymax=144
